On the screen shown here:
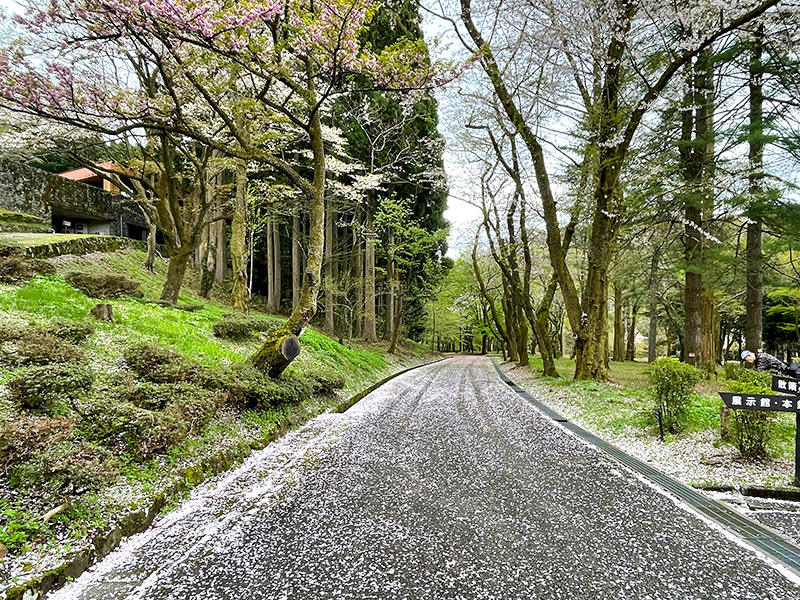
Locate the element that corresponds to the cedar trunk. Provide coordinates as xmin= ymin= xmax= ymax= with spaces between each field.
xmin=363 ymin=208 xmax=377 ymax=343
xmin=626 ymin=303 xmax=638 ymax=361
xmin=324 ymin=197 xmax=335 ymax=334
xmin=613 ymin=283 xmax=624 ymax=362
xmin=648 ymin=248 xmax=660 ymax=363
xmin=231 ymin=157 xmax=250 ymax=312
xmin=292 ymin=215 xmax=302 ymax=309
xmin=746 ymin=27 xmax=765 ymax=353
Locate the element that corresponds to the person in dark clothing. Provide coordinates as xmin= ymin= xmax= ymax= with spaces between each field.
xmin=741 ymin=350 xmax=800 ymax=378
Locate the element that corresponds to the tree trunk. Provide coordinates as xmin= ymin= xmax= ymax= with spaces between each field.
xmin=472 ymin=245 xmax=515 ymax=362
xmin=231 ymin=157 xmax=250 ymax=312
xmin=266 ymin=220 xmax=276 ymax=312
xmin=144 ymin=214 xmax=157 ymax=273
xmin=593 ymin=270 xmax=610 ymax=378
xmin=201 ymin=223 xmax=217 ymax=298
xmin=251 ymin=100 xmax=327 ymax=377
xmin=701 ymin=289 xmax=717 ymax=371
xmin=516 ymin=303 xmax=529 ymax=367
xmin=363 ymin=207 xmax=377 ymax=343
xmin=353 ymin=220 xmax=363 ymax=339
xmin=535 ymin=279 xmax=561 ymax=377
xmin=250 ymin=335 xmax=301 ymax=379
xmin=684 ymin=260 xmax=703 ymax=367
xmin=746 ymin=26 xmax=765 ymax=353
xmin=501 ymin=281 xmax=519 ymax=362
xmin=388 ymin=297 xmax=403 ymax=354
xmin=265 ymin=220 xmax=282 ymax=314
xmin=273 ymin=220 xmax=282 ymax=311
xmin=160 ymin=251 xmax=191 ymax=304
xmin=324 ymin=197 xmax=335 ymax=334
xmin=648 ymin=250 xmax=659 ymax=363
xmin=215 ymin=220 xmax=226 ymax=286
xmin=682 ymin=47 xmax=715 ymax=369
xmin=626 ymin=302 xmax=638 ymax=361
xmin=384 ymin=231 xmax=395 ymax=342
xmin=613 ymin=283 xmax=624 ymax=362
xmin=292 ymin=214 xmax=302 ymax=310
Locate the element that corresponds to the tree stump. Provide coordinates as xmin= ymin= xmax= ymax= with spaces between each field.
xmin=250 ymin=334 xmax=301 ymax=378
xmin=720 ymin=406 xmax=732 ymax=442
xmin=90 ymin=303 xmax=113 ymax=321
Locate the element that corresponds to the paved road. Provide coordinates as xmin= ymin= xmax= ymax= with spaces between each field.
xmin=54 ymin=356 xmax=800 ymax=599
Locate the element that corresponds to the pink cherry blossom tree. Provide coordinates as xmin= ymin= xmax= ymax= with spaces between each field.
xmin=0 ymin=0 xmax=436 ymax=374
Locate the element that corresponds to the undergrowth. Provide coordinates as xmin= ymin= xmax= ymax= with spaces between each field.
xmin=521 ymin=355 xmax=795 ymax=462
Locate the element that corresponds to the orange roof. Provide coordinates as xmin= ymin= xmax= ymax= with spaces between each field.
xmin=59 ymin=161 xmax=126 ymax=182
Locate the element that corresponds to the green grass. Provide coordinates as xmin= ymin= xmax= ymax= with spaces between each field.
xmin=0 ymin=233 xmax=92 ymax=248
xmin=0 ymin=275 xmax=95 ymax=320
xmin=518 ymin=354 xmax=797 ymax=459
xmin=0 ymin=209 xmax=47 ymax=225
xmin=109 ymin=300 xmax=243 ymax=365
xmin=299 ymin=328 xmax=388 ymax=373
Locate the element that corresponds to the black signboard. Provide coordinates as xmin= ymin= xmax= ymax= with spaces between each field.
xmin=772 ymin=374 xmax=800 ymax=395
xmin=719 ymin=392 xmax=800 ymax=413
xmin=722 ymin=372 xmax=800 ymax=486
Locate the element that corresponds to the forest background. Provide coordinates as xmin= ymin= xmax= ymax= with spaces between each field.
xmin=3 ymin=0 xmax=800 ymax=380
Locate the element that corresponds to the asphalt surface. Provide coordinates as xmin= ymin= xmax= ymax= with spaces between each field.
xmin=53 ymin=356 xmax=800 ymax=599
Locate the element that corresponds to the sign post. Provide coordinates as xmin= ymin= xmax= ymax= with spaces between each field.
xmin=719 ymin=374 xmax=800 ymax=486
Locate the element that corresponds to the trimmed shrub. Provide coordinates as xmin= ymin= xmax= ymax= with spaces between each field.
xmin=730 ymin=411 xmax=771 ymax=459
xmin=205 ymin=363 xmax=310 ymax=409
xmin=80 ymin=385 xmax=221 ymax=459
xmin=0 ymin=325 xmax=84 ymax=367
xmin=725 ymin=368 xmax=773 ymax=459
xmin=64 ymin=271 xmax=143 ymax=299
xmin=0 ymin=256 xmax=55 ymax=284
xmin=212 ymin=313 xmax=280 ymax=339
xmin=726 ymin=368 xmax=772 ymax=394
xmin=9 ymin=440 xmax=120 ymax=497
xmin=7 ymin=363 xmax=94 ymax=410
xmin=647 ymin=357 xmax=702 ymax=433
xmin=723 ymin=361 xmax=744 ymax=381
xmin=123 ymin=343 xmax=208 ymax=384
xmin=0 ymin=415 xmax=75 ymax=467
xmin=307 ymin=370 xmax=347 ymax=396
xmin=113 ymin=380 xmax=222 ymax=412
xmin=0 ymin=412 xmax=116 ymax=501
xmin=52 ymin=320 xmax=95 ymax=344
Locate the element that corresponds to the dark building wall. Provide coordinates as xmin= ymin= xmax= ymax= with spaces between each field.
xmin=0 ymin=158 xmax=147 ymax=237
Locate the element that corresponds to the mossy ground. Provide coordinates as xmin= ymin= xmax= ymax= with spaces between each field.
xmin=0 ymin=247 xmax=434 ymax=584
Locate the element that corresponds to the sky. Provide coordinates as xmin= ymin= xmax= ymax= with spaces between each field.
xmin=421 ymin=10 xmax=484 ymax=259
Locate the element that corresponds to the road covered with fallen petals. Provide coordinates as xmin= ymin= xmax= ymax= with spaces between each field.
xmin=53 ymin=356 xmax=800 ymax=600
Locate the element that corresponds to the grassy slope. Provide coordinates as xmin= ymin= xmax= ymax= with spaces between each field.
xmin=516 ymin=356 xmax=796 ymax=462
xmin=0 ymin=247 xmax=434 ymax=585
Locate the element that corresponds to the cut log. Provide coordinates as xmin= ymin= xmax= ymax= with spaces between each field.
xmin=250 ymin=334 xmax=301 ymax=378
xmin=90 ymin=303 xmax=113 ymax=321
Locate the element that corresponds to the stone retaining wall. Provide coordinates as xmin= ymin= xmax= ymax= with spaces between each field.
xmin=0 ymin=159 xmax=117 ymax=225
